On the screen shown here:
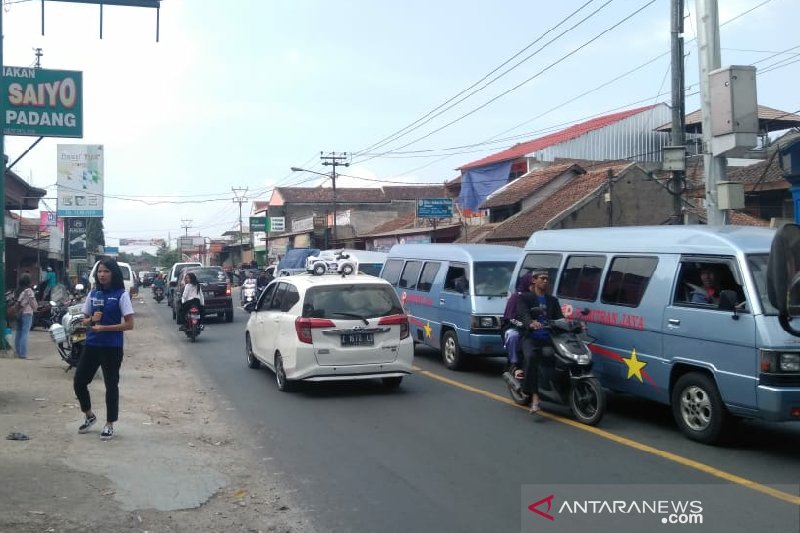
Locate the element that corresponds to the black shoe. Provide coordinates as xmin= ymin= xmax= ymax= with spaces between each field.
xmin=78 ymin=414 xmax=97 ymax=434
xmin=178 ymin=325 xmax=186 ymax=331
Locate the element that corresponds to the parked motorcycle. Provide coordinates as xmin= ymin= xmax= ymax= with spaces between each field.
xmin=153 ymin=286 xmax=165 ymax=303
xmin=182 ymin=302 xmax=203 ymax=342
xmin=502 ymin=315 xmax=606 ymax=425
xmin=48 ymin=303 xmax=86 ymax=371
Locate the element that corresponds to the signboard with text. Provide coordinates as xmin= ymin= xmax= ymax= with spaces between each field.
xmin=67 ymin=218 xmax=88 ymax=260
xmin=416 ymin=198 xmax=453 ymax=219
xmin=270 ymin=217 xmax=285 ymax=232
xmin=57 ymin=144 xmax=104 ymax=217
xmin=249 ymin=216 xmax=269 ymax=232
xmin=2 ymin=66 xmax=83 ymax=137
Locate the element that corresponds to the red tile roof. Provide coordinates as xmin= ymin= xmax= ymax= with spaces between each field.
xmin=382 ymin=185 xmax=449 ymax=200
xmin=364 ymin=211 xmax=417 ymax=234
xmin=655 ymin=105 xmax=800 ymax=133
xmin=487 ymin=162 xmax=632 ymax=241
xmin=459 ymin=105 xmax=657 ymax=171
xmin=274 ymin=187 xmax=387 ymax=203
xmin=480 ymin=162 xmax=583 ymax=209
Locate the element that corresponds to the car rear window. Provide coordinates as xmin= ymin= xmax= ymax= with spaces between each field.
xmin=189 ymin=268 xmax=226 ymax=283
xmin=302 ymin=284 xmax=403 ymax=319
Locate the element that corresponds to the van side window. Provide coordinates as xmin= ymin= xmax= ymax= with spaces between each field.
xmin=381 ymin=259 xmax=404 ymax=286
xmin=399 ymin=261 xmax=423 ymax=290
xmin=418 ymin=262 xmax=441 ymax=292
xmin=601 ymin=256 xmax=657 ymax=307
xmin=519 ymin=253 xmax=562 ymax=287
xmin=444 ymin=265 xmax=469 ymax=293
xmin=557 ymin=255 xmax=605 ymax=301
xmin=674 ymin=260 xmax=746 ymax=309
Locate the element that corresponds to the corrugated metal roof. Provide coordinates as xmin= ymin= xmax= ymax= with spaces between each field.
xmin=459 ymin=105 xmax=657 ymax=171
xmin=655 ymin=105 xmax=800 ymax=133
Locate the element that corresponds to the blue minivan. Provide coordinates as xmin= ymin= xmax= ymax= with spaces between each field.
xmin=380 ymin=243 xmax=521 ymax=370
xmin=512 ymin=224 xmax=800 ymax=443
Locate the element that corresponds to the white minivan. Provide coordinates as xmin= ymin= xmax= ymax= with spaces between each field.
xmin=88 ymin=259 xmax=135 ymax=295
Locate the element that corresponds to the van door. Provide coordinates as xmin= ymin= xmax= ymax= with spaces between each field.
xmin=439 ymin=262 xmax=469 ymax=346
xmin=413 ymin=261 xmax=442 ymax=348
xmin=663 ymin=258 xmax=757 ymax=411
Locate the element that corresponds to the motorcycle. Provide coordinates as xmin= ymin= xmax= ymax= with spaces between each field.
xmin=502 ymin=315 xmax=606 ymax=425
xmin=240 ymin=280 xmax=257 ymax=306
xmin=153 ymin=286 xmax=165 ymax=303
xmin=182 ymin=302 xmax=203 ymax=342
xmin=48 ymin=303 xmax=86 ymax=371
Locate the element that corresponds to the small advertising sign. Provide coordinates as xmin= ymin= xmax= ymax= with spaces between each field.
xmin=2 ymin=66 xmax=83 ymax=137
xmin=67 ymin=218 xmax=88 ymax=260
xmin=417 ymin=198 xmax=453 ymax=219
xmin=249 ymin=216 xmax=269 ymax=232
xmin=57 ymin=144 xmax=104 ymax=217
xmin=270 ymin=217 xmax=285 ymax=232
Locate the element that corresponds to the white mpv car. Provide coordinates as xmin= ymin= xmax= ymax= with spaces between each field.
xmin=244 ymin=272 xmax=413 ymax=391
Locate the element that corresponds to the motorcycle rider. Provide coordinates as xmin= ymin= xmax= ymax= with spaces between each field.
xmin=177 ymin=272 xmax=205 ymax=331
xmin=502 ymin=271 xmax=532 ymax=380
xmin=241 ymin=271 xmax=257 ymax=305
xmin=516 ymin=269 xmax=563 ymax=414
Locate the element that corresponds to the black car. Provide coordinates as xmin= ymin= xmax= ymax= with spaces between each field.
xmin=173 ymin=266 xmax=234 ymax=323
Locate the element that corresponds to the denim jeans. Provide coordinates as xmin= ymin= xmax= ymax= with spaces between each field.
xmin=15 ymin=313 xmax=33 ymax=358
xmin=504 ymin=328 xmax=520 ymax=366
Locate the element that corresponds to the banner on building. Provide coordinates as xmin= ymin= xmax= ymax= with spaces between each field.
xmin=39 ymin=210 xmax=64 ymax=232
xmin=67 ymin=218 xmax=88 ymax=260
xmin=119 ymin=238 xmax=166 ymax=247
xmin=57 ymin=144 xmax=104 ymax=217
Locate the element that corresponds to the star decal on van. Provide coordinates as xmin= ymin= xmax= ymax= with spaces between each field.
xmin=624 ymin=348 xmax=647 ymax=382
xmin=423 ymin=321 xmax=432 ymax=338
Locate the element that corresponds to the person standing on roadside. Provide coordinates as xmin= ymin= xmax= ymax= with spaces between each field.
xmin=14 ymin=274 xmax=37 ymax=359
xmin=74 ymin=258 xmax=135 ymax=440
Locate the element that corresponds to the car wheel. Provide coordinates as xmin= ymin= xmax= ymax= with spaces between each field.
xmin=313 ymin=263 xmax=326 ymax=276
xmin=442 ymin=330 xmax=464 ymax=370
xmin=341 ymin=263 xmax=354 ymax=275
xmin=382 ymin=376 xmax=403 ymax=389
xmin=225 ymin=310 xmax=234 ymax=323
xmin=245 ymin=334 xmax=260 ymax=369
xmin=671 ymin=372 xmax=729 ymax=444
xmin=274 ymin=353 xmax=295 ymax=392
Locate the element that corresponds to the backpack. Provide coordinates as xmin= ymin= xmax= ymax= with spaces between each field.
xmin=7 ymin=300 xmax=21 ymax=321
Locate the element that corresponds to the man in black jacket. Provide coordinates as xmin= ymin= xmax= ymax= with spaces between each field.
xmin=516 ymin=270 xmax=564 ymax=413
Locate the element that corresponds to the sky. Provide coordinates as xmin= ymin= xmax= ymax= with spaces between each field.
xmin=2 ymin=0 xmax=799 ymax=255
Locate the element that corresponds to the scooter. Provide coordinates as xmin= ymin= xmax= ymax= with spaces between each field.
xmin=240 ymin=281 xmax=257 ymax=307
xmin=153 ymin=286 xmax=165 ymax=303
xmin=48 ymin=303 xmax=86 ymax=372
xmin=182 ymin=303 xmax=203 ymax=342
xmin=502 ymin=316 xmax=606 ymax=425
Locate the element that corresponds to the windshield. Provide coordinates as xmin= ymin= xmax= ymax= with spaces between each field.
xmin=303 ymin=285 xmax=403 ymax=319
xmin=747 ymin=254 xmax=778 ymax=315
xmin=473 ymin=261 xmax=516 ymax=296
xmin=190 ymin=268 xmax=226 ymax=283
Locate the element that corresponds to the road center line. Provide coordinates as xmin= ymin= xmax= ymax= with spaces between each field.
xmin=414 ymin=367 xmax=800 ymax=506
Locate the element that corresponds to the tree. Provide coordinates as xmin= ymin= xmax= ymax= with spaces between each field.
xmin=86 ymin=218 xmax=105 ymax=254
xmin=156 ymin=244 xmax=182 ymax=267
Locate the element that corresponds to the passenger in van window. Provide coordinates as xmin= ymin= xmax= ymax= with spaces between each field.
xmin=516 ymin=270 xmax=564 ymax=414
xmin=691 ymin=266 xmax=721 ymax=305
xmin=502 ymin=271 xmax=532 ymax=379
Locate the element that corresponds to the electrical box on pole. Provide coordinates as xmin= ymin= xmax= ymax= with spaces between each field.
xmin=710 ymin=65 xmax=759 ymax=157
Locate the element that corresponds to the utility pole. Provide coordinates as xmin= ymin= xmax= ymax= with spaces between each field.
xmin=34 ymin=48 xmax=43 ymax=69
xmin=232 ymin=186 xmax=248 ymax=258
xmin=696 ymin=0 xmax=726 ymax=225
xmin=320 ymin=152 xmax=349 ymax=246
xmin=670 ymin=0 xmax=686 ymax=224
xmin=180 ymin=218 xmax=192 ymax=236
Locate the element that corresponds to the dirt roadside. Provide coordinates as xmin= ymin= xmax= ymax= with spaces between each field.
xmin=0 ymin=294 xmax=315 ymax=533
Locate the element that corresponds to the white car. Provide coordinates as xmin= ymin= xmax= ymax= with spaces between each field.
xmin=244 ymin=272 xmax=413 ymax=391
xmin=88 ymin=259 xmax=135 ymax=295
xmin=305 ymin=250 xmax=359 ymax=276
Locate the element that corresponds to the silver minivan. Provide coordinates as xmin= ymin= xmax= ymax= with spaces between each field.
xmin=512 ymin=224 xmax=800 ymax=444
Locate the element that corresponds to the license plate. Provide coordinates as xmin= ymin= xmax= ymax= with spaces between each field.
xmin=340 ymin=332 xmax=374 ymax=346
xmin=72 ymin=333 xmax=86 ymax=342
xmin=203 ymin=291 xmax=214 ymax=298
xmin=189 ymin=313 xmax=201 ymax=320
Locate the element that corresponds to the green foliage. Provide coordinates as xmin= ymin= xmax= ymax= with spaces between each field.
xmin=86 ymin=218 xmax=105 ymax=252
xmin=157 ymin=245 xmax=182 ymax=268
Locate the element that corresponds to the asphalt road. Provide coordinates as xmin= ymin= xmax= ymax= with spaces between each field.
xmin=151 ymin=291 xmax=800 ymax=532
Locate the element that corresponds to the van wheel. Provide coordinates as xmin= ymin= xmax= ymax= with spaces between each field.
xmin=274 ymin=353 xmax=295 ymax=392
xmin=671 ymin=372 xmax=728 ymax=444
xmin=245 ymin=334 xmax=260 ymax=369
xmin=442 ymin=331 xmax=464 ymax=370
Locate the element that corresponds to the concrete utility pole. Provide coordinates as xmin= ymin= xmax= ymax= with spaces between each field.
xmin=670 ymin=0 xmax=686 ymax=223
xmin=320 ymin=152 xmax=349 ymax=245
xmin=231 ymin=186 xmax=248 ymax=252
xmin=696 ymin=0 xmax=726 ymax=225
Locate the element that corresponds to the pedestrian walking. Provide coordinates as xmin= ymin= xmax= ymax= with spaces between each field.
xmin=73 ymin=258 xmax=135 ymax=440
xmin=14 ymin=274 xmax=37 ymax=359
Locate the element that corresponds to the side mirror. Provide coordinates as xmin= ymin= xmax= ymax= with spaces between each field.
xmin=244 ymin=301 xmax=255 ymax=313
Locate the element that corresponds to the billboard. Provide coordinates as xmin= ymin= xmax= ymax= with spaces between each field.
xmin=67 ymin=218 xmax=88 ymax=260
xmin=2 ymin=66 xmax=83 ymax=137
xmin=39 ymin=210 xmax=64 ymax=232
xmin=178 ymin=236 xmax=204 ymax=251
xmin=417 ymin=198 xmax=453 ymax=219
xmin=57 ymin=144 xmax=104 ymax=217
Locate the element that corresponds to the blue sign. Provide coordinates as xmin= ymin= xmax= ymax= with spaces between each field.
xmin=416 ymin=198 xmax=453 ymax=219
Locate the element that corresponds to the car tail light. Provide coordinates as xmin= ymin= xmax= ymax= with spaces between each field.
xmin=295 ymin=317 xmax=335 ymax=344
xmin=225 ymin=283 xmax=232 ymax=296
xmin=378 ymin=314 xmax=409 ymax=339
